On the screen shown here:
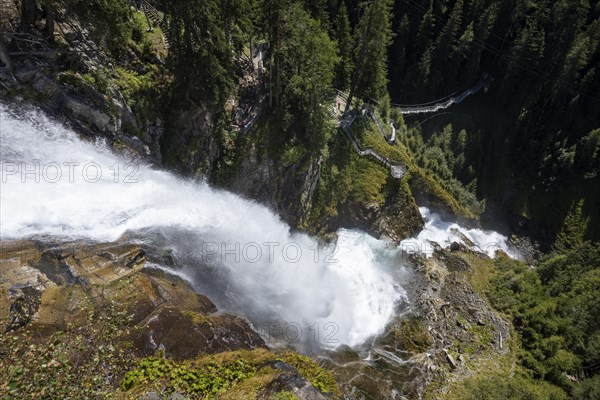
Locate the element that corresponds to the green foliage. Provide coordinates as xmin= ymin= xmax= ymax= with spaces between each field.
xmin=280 ymin=5 xmax=338 ymax=148
xmin=270 ymin=392 xmax=300 ymax=400
xmin=394 ymin=318 xmax=433 ymax=354
xmin=277 ymin=352 xmax=339 ymax=396
xmin=573 ymin=374 xmax=600 ymax=400
xmin=554 ymin=200 xmax=589 ymax=252
xmin=348 ymin=0 xmax=394 ymax=104
xmin=66 ymin=0 xmax=134 ymax=57
xmin=121 ymin=356 xmax=256 ymax=396
xmin=0 ymin=300 xmax=136 ymax=398
xmin=120 ymin=350 xmax=339 ymax=398
xmin=403 ymin=123 xmax=484 ymax=216
xmin=114 ymin=66 xmax=167 ymax=121
xmin=162 ymin=0 xmax=234 ymax=107
xmin=576 ymin=128 xmax=600 ymax=175
xmin=57 ymin=70 xmax=110 ymax=95
xmin=129 ymin=8 xmax=169 ymax=59
xmin=485 ymin=241 xmax=600 ymax=394
xmin=455 ymin=375 xmax=568 ymax=400
xmin=334 ymin=1 xmax=353 ymax=90
xmin=281 ymin=143 xmax=308 ymax=166
xmin=385 ymin=0 xmax=600 ymax=241
xmin=262 ymin=1 xmax=338 ymax=150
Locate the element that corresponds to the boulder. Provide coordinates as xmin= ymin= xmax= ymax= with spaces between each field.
xmin=0 ymin=238 xmax=266 ymax=358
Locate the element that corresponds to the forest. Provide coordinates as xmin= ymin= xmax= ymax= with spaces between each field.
xmin=160 ymin=1 xmax=600 ymax=397
xmin=6 ymin=0 xmax=600 ymax=398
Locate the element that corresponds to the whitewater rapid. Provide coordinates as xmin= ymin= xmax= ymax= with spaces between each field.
xmin=400 ymin=207 xmax=515 ymax=258
xmin=0 ymin=104 xmax=514 ymax=350
xmin=0 ymin=104 xmax=407 ymax=348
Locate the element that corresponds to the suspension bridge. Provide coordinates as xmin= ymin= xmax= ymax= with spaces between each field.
xmin=132 ymin=1 xmax=488 ymax=181
xmin=391 ymin=74 xmax=491 ymax=115
xmin=332 ymin=75 xmax=491 ymax=179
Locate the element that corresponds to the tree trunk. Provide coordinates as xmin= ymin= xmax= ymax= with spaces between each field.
xmin=44 ymin=2 xmax=54 ymax=42
xmin=0 ymin=42 xmax=13 ymax=70
xmin=345 ymin=2 xmax=376 ymax=112
xmin=275 ymin=20 xmax=281 ymax=113
xmin=20 ymin=0 xmax=38 ymax=30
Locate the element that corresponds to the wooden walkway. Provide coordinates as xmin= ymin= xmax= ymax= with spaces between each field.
xmin=334 ymin=105 xmax=406 ymax=179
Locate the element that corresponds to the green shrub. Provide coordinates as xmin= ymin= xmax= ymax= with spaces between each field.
xmin=395 ymin=318 xmax=433 ymax=354
xmin=121 ymin=356 xmax=256 ymax=396
xmin=277 ymin=352 xmax=339 ymax=396
xmin=455 ymin=375 xmax=568 ymax=400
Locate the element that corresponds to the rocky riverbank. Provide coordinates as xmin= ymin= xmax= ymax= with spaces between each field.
xmin=313 ymin=244 xmax=514 ymax=399
xmin=1 ymin=3 xmax=520 ymax=398
xmin=0 ymin=238 xmax=340 ymax=398
xmin=0 ymin=232 xmax=517 ymax=399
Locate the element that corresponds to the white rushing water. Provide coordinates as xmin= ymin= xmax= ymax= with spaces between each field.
xmin=400 ymin=207 xmax=515 ymax=258
xmin=0 ymin=104 xmax=407 ymax=349
xmin=0 ymin=104 xmax=515 ymax=350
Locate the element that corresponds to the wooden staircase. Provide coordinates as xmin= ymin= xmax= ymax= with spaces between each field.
xmin=141 ymin=0 xmax=170 ymax=49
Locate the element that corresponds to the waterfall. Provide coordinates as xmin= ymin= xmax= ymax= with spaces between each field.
xmin=0 ymin=103 xmax=408 ymax=349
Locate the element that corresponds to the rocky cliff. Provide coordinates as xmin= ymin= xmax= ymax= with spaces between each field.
xmin=0 ymin=2 xmax=423 ymax=244
xmin=0 ymin=239 xmax=339 ymax=399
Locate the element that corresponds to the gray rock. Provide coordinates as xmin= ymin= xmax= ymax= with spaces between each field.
xmin=139 ymin=392 xmax=160 ymax=400
xmin=14 ymin=61 xmax=38 ymax=83
xmin=0 ymin=68 xmax=19 ymax=92
xmin=443 ymin=349 xmax=458 ymax=369
xmin=266 ymin=372 xmax=328 ymax=400
xmin=63 ymin=97 xmax=115 ymax=133
xmin=32 ymin=75 xmax=59 ymax=97
xmin=5 ymin=286 xmax=42 ymax=332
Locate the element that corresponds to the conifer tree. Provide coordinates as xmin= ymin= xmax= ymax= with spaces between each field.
xmin=555 ymin=200 xmax=589 ymax=253
xmin=345 ymin=0 xmax=394 ymax=110
xmin=162 ymin=0 xmax=233 ymax=107
xmin=334 ymin=1 xmax=353 ymax=90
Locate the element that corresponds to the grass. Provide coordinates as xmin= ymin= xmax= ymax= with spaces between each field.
xmin=0 ymin=301 xmax=136 ymax=399
xmin=120 ymin=349 xmax=340 ymax=399
xmin=424 ymin=250 xmax=569 ymax=400
xmin=352 ymin=117 xmax=476 ymax=219
xmin=347 ymin=151 xmax=389 ymax=205
xmin=120 ymin=356 xmax=257 ymax=396
xmin=277 ymin=352 xmax=340 ymax=396
xmin=353 ymin=118 xmax=412 ymax=165
xmin=130 ymin=7 xmax=168 ymax=59
xmin=394 ymin=318 xmax=434 ymax=355
xmin=410 ymin=167 xmax=476 ymax=219
xmin=182 ymin=310 xmax=212 ymax=326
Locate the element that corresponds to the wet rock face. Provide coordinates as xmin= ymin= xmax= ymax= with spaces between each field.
xmin=225 ymin=139 xmax=323 ymax=230
xmin=5 ymin=286 xmax=41 ymax=332
xmin=265 ymin=361 xmax=328 ymax=400
xmin=323 ymin=248 xmax=512 ymax=399
xmin=130 ymin=306 xmax=265 ymax=361
xmin=335 ymin=184 xmax=424 ymax=244
xmin=162 ymin=105 xmax=219 ymax=177
xmin=0 ymin=239 xmax=265 ymax=358
xmin=373 ymin=186 xmax=424 ymax=243
xmin=408 ymin=250 xmax=511 ymax=394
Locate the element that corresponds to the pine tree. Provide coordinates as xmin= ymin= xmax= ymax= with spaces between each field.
xmin=261 ymin=0 xmax=293 ymax=113
xmin=554 ymin=200 xmax=589 ymax=253
xmin=279 ymin=3 xmax=338 ymax=146
xmin=415 ymin=1 xmax=434 ymax=54
xmin=304 ymin=0 xmax=329 ymax=25
xmin=162 ymin=0 xmax=233 ymax=107
xmin=345 ymin=0 xmax=394 ymax=110
xmin=334 ymin=1 xmax=353 ymax=90
xmin=433 ymin=0 xmax=464 ymax=67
